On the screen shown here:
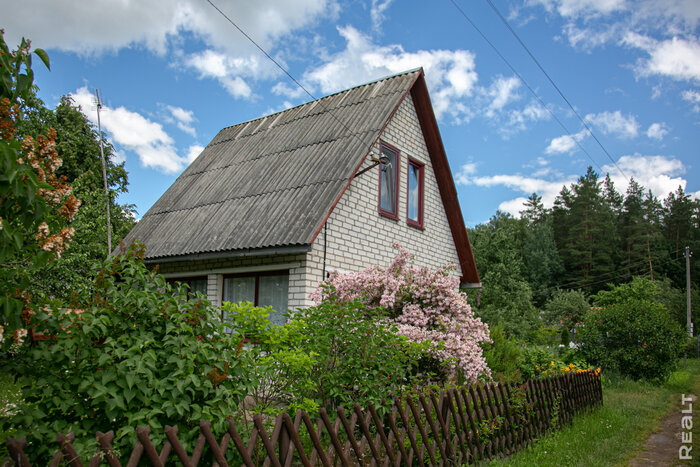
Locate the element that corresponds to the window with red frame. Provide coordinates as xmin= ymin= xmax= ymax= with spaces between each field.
xmin=406 ymin=158 xmax=424 ymax=229
xmin=378 ymin=143 xmax=399 ymax=218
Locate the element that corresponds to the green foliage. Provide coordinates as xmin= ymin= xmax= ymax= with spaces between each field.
xmin=579 ymin=277 xmax=686 ymax=382
xmin=1 ymin=244 xmax=252 ymax=461
xmin=468 ymin=212 xmax=540 ymax=340
xmin=225 ymin=298 xmax=426 ymax=417
xmin=482 ymin=323 xmax=522 ymax=382
xmin=0 ymin=32 xmax=72 ymax=336
xmin=19 ymin=95 xmax=135 ymax=302
xmin=533 ymin=326 xmax=560 ymax=346
xmin=517 ymin=346 xmax=556 ymax=380
xmin=543 ymin=289 xmax=589 ymax=330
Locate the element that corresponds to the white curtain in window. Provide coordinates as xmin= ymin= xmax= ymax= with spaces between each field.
xmin=258 ymin=275 xmax=289 ymax=325
xmin=223 ymin=277 xmax=255 ymax=331
xmin=380 ymin=147 xmax=397 ymax=214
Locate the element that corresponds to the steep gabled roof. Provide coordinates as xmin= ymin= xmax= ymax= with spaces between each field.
xmin=122 ymin=68 xmax=480 ymax=283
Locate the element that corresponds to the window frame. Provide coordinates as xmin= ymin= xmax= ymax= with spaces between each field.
xmin=221 ymin=270 xmax=290 ymax=323
xmin=406 ymin=157 xmax=425 ymax=230
xmin=377 ymin=141 xmax=400 ymax=220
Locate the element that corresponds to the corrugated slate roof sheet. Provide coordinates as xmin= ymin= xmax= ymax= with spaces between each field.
xmin=123 ymin=69 xmax=421 ymax=260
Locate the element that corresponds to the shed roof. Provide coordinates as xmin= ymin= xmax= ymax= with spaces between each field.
xmin=121 ymin=68 xmax=480 ymax=283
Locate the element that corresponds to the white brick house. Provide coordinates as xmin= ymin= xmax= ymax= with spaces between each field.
xmin=120 ymin=69 xmax=480 ymax=325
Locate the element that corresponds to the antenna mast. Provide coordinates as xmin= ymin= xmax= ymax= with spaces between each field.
xmin=94 ymin=89 xmax=112 ymax=256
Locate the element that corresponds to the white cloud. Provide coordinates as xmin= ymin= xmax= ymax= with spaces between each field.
xmin=585 ymin=110 xmax=639 ymax=138
xmin=646 ymin=122 xmax=668 ymax=140
xmin=185 ymin=49 xmax=273 ymax=99
xmin=302 ymin=25 xmax=478 ymax=122
xmin=1 ymin=0 xmax=332 ymax=56
xmin=454 ymin=162 xmax=478 ymax=185
xmin=2 ymin=0 xmax=334 ymax=100
xmin=530 ymin=0 xmax=626 ymax=17
xmin=71 ymin=87 xmax=193 ymax=174
xmin=545 ymin=129 xmax=587 ymax=154
xmin=456 ymin=171 xmax=576 ymax=217
xmin=485 ymin=76 xmax=521 ymax=117
xmin=271 ymin=81 xmax=306 ymax=99
xmin=370 ymin=0 xmax=395 ymax=32
xmin=455 ymin=164 xmax=577 ymax=215
xmin=602 ymin=154 xmax=688 ymax=200
xmin=186 ymin=144 xmax=205 ymax=163
xmin=166 ymin=105 xmax=196 ymax=136
xmin=682 ymin=89 xmax=700 ymax=111
xmin=624 ymin=33 xmax=700 ymax=82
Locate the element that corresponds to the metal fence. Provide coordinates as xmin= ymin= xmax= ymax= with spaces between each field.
xmin=3 ymin=371 xmax=602 ymax=466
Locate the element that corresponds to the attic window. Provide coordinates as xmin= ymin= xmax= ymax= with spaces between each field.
xmin=407 ymin=157 xmax=424 ymax=229
xmin=378 ymin=143 xmax=399 ymax=219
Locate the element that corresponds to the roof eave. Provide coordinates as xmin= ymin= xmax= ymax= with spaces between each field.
xmin=409 ymin=74 xmax=481 ymax=284
xmin=143 ymin=244 xmax=313 ymax=265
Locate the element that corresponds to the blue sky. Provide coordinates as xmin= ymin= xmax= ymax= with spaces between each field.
xmin=4 ymin=0 xmax=699 ymax=226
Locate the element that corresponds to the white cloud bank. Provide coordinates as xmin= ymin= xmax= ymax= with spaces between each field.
xmin=456 ymin=153 xmax=693 ymax=217
xmin=1 ymin=0 xmax=334 ymax=99
xmin=71 ymin=87 xmax=199 ymax=174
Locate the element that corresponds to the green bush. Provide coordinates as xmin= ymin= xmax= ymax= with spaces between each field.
xmin=2 ymin=244 xmax=252 ymax=461
xmin=579 ymin=277 xmax=685 ymax=382
xmin=482 ymin=323 xmax=522 ymax=382
xmin=517 ymin=346 xmax=556 ymax=380
xmin=225 ymin=297 xmax=429 ymax=417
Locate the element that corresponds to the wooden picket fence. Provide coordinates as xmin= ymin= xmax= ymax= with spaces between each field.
xmin=3 ymin=371 xmax=602 ymax=466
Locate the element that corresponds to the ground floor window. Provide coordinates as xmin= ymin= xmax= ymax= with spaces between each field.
xmin=223 ymin=271 xmax=289 ymax=326
xmin=166 ymin=276 xmax=207 ymax=298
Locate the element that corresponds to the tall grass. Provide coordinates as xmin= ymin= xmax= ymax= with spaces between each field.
xmin=489 ymin=359 xmax=700 ymax=466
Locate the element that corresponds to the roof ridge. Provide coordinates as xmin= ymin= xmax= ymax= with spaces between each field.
xmin=216 ymin=68 xmax=422 ymax=133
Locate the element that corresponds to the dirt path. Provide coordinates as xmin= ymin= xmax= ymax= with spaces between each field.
xmin=628 ymin=394 xmax=696 ymax=467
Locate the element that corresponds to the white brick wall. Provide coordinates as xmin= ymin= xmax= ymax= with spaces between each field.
xmin=300 ymin=93 xmax=462 ymax=308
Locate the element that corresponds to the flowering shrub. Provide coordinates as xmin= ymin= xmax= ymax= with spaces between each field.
xmin=312 ymin=244 xmax=491 ymax=382
xmin=518 ymin=346 xmax=597 ymax=379
xmin=0 ymin=32 xmax=79 ymax=349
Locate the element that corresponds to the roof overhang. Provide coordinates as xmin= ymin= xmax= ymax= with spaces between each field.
xmin=410 ymin=72 xmax=481 ymax=284
xmin=143 ymin=244 xmax=312 ymax=265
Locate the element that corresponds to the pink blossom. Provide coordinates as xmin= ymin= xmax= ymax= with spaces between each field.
xmin=313 ymin=245 xmax=491 ymax=382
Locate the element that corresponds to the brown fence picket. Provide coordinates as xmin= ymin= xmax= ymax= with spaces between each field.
xmin=3 ymin=372 xmax=602 ymax=466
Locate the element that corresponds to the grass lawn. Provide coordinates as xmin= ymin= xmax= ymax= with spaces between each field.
xmin=489 ymin=359 xmax=700 ymax=466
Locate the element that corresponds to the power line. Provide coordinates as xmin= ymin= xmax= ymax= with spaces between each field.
xmin=446 ymin=0 xmax=605 ymax=175
xmin=204 ymin=0 xmax=381 ymax=165
xmin=482 ymin=0 xmax=629 ymax=181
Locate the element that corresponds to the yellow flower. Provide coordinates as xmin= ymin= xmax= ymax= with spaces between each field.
xmin=564 ymin=367 xmax=570 ymax=372
xmin=550 ymin=361 xmax=555 ymax=366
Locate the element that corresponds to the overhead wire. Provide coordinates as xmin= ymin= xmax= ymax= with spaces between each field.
xmin=483 ymin=0 xmax=629 ymax=181
xmin=446 ymin=0 xmax=606 ymax=175
xmin=204 ymin=0 xmax=385 ymax=164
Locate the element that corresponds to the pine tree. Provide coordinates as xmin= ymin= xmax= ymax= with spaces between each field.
xmin=553 ymin=167 xmax=616 ymax=292
xmin=620 ymin=179 xmax=649 ymax=280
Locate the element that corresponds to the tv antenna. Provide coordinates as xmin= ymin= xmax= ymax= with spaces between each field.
xmin=94 ymin=89 xmax=112 ymax=256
